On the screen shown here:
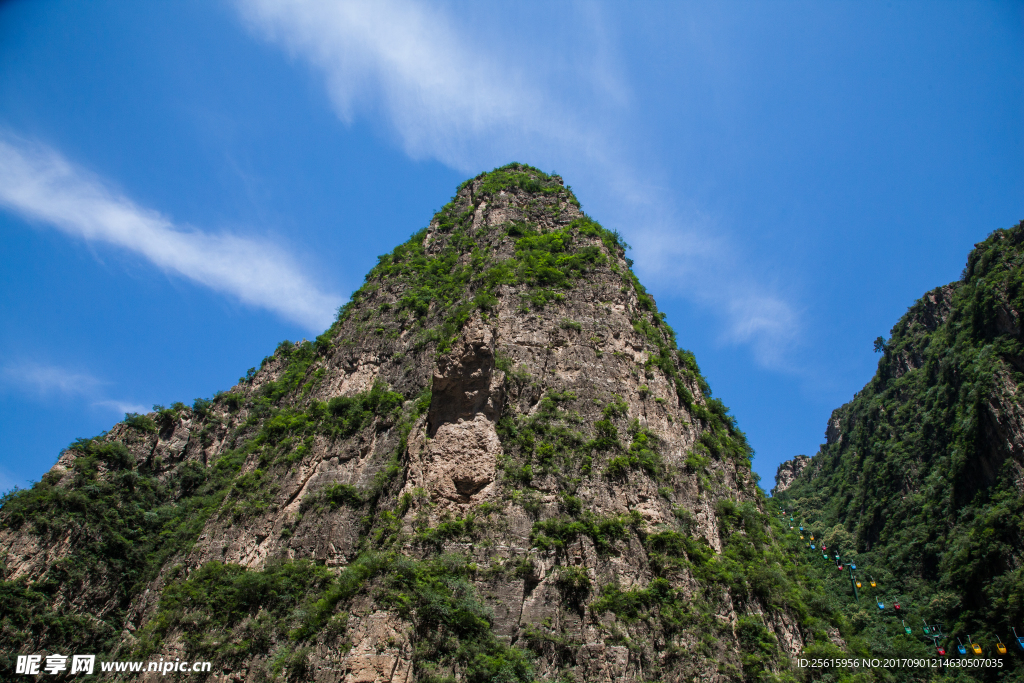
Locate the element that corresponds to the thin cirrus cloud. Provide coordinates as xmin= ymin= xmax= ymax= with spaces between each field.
xmin=1 ymin=360 xmax=148 ymax=415
xmin=236 ymin=0 xmax=803 ymax=369
xmin=234 ymin=0 xmax=603 ymax=173
xmin=0 ymin=134 xmax=342 ymax=332
xmin=629 ymin=217 xmax=801 ymax=370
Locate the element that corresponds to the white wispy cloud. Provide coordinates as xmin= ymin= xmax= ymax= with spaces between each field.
xmin=93 ymin=399 xmax=151 ymax=415
xmin=1 ymin=362 xmax=105 ymax=397
xmin=0 ymin=134 xmax=342 ymax=331
xmin=1 ymin=361 xmax=147 ymax=414
xmin=235 ymin=0 xmax=802 ymax=369
xmin=629 ymin=215 xmax=801 ymax=369
xmin=235 ymin=0 xmax=602 ymax=172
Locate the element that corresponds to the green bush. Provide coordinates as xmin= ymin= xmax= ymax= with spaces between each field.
xmin=124 ymin=412 xmax=157 ymax=433
xmin=554 ymin=566 xmax=591 ymax=606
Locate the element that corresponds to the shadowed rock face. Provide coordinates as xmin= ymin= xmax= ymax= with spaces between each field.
xmin=427 ymin=320 xmax=504 ymax=436
xmin=0 ymin=165 xmax=804 ymax=683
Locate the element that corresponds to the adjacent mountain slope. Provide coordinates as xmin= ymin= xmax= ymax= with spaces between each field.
xmin=776 ymin=222 xmax=1024 ymax=680
xmin=3 ymin=164 xmax=844 ymax=682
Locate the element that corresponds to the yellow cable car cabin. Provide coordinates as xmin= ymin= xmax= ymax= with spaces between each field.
xmin=996 ymin=641 xmax=1007 ymax=655
xmin=969 ymin=638 xmax=982 ymax=656
xmin=870 ymin=579 xmax=877 ymax=588
xmin=856 ymin=581 xmax=862 ymax=588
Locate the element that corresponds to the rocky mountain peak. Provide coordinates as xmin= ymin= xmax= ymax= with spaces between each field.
xmin=1 ymin=164 xmax=810 ymax=682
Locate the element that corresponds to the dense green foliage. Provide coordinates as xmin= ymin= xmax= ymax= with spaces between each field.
xmin=137 ymin=553 xmax=533 ymax=683
xmin=0 ymin=361 xmax=409 ymax=668
xmin=777 ymin=221 xmax=1024 ymax=681
xmin=0 ymin=436 xmax=236 ymax=663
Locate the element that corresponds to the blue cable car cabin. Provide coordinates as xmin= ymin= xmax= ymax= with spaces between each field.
xmin=957 ymin=639 xmax=967 ymax=656
xmin=877 ymin=602 xmax=885 ymax=611
xmin=1014 ymin=627 xmax=1024 ymax=651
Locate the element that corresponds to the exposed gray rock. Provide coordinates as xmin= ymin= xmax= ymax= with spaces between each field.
xmin=771 ymin=454 xmax=811 ymax=496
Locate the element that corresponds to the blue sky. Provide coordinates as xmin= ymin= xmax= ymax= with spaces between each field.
xmin=0 ymin=0 xmax=1021 ymax=493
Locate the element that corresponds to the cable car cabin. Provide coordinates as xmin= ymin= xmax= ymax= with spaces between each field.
xmin=877 ymin=602 xmax=885 ymax=611
xmin=971 ymin=642 xmax=982 ymax=656
xmin=800 ymin=535 xmax=804 ymax=540
xmin=851 ymin=563 xmax=856 ymax=570
xmin=870 ymin=580 xmax=877 ymax=588
xmin=823 ymin=554 xmax=828 ymax=560
xmin=811 ymin=544 xmax=816 ymax=550
xmin=810 ymin=535 xmax=815 ymax=540
xmin=905 ymin=625 xmax=913 ymax=635
xmin=800 ymin=527 xmax=804 ymax=531
xmin=936 ymin=647 xmax=946 ymax=656
xmin=957 ymin=640 xmax=967 ymax=656
xmin=923 ymin=622 xmax=931 ymax=635
xmin=894 ymin=603 xmax=901 ymax=612
xmin=856 ymin=581 xmax=862 ymax=588
xmin=1013 ymin=627 xmax=1024 ymax=651
xmin=996 ymin=641 xmax=1007 ymax=655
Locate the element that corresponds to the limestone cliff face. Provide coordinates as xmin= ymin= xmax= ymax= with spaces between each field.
xmin=0 ymin=165 xmax=805 ymax=682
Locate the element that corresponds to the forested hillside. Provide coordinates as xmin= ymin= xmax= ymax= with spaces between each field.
xmin=776 ymin=222 xmax=1024 ymax=681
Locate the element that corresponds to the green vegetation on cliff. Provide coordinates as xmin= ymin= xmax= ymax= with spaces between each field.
xmin=777 ymin=221 xmax=1024 ymax=681
xmin=0 ymin=163 xmax=802 ymax=683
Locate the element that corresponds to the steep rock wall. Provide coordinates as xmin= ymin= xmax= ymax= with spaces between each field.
xmin=1 ymin=165 xmax=813 ymax=683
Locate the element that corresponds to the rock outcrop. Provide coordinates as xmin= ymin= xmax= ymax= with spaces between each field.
xmin=1 ymin=164 xmax=811 ymax=682
xmin=770 ymin=455 xmax=810 ymax=496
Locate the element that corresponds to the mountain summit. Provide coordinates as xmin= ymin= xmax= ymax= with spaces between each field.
xmin=4 ymin=164 xmax=835 ymax=681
